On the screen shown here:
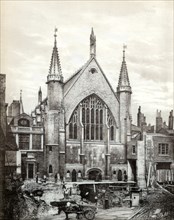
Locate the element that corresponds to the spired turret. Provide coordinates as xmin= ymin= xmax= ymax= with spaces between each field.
xmin=117 ymin=46 xmax=131 ymax=93
xmin=117 ymin=45 xmax=132 ymax=151
xmin=45 ymin=28 xmax=65 ymax=179
xmin=46 ymin=28 xmax=64 ymax=110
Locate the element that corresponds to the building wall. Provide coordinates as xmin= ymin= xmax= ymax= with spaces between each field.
xmin=145 ymin=134 xmax=174 ymax=163
xmin=137 ymin=139 xmax=146 ymax=188
xmin=47 ymin=81 xmax=63 ymax=110
xmin=9 ymin=112 xmax=44 ymax=178
xmin=0 ymin=74 xmax=6 ymax=220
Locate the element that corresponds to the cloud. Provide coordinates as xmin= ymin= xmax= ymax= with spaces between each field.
xmin=1 ymin=1 xmax=173 ymax=124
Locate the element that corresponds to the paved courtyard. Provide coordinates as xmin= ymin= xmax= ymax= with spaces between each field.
xmin=38 ymin=207 xmax=136 ymax=220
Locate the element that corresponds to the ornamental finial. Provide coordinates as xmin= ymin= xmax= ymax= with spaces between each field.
xmin=123 ymin=44 xmax=127 ymax=61
xmin=54 ymin=27 xmax=58 ymax=44
xmin=20 ymin=89 xmax=22 ymax=101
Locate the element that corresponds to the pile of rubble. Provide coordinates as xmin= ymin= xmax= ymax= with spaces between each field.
xmin=129 ymin=189 xmax=174 ymax=220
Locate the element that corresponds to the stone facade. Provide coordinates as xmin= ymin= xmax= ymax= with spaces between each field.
xmin=29 ymin=29 xmax=132 ymax=182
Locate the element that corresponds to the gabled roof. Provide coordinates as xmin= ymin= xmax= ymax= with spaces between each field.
xmin=64 ymin=59 xmax=91 ymax=95
xmin=64 ymin=56 xmax=119 ymax=102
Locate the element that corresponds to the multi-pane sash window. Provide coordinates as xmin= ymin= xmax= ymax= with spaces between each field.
xmin=19 ymin=134 xmax=30 ymax=149
xmin=158 ymin=143 xmax=169 ymax=155
xmin=69 ymin=95 xmax=116 ymax=141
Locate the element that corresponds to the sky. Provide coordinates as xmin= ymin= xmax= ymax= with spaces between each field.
xmin=1 ymin=0 xmax=173 ymax=125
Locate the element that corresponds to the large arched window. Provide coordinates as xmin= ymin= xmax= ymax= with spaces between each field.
xmin=68 ymin=95 xmax=116 ymax=141
xmin=82 ymin=96 xmax=104 ymax=140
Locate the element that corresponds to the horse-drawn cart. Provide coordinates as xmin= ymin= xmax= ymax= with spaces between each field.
xmin=50 ymin=199 xmax=96 ymax=220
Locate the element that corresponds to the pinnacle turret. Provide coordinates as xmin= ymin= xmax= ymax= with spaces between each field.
xmin=47 ymin=28 xmax=63 ymax=83
xmin=38 ymin=86 xmax=42 ymax=104
xmin=20 ymin=90 xmax=24 ymax=114
xmin=117 ymin=45 xmax=131 ymax=93
xmin=90 ymin=27 xmax=96 ymax=58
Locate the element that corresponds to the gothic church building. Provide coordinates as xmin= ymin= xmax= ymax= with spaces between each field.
xmin=36 ymin=28 xmax=132 ymax=181
xmin=9 ymin=29 xmax=133 ymax=182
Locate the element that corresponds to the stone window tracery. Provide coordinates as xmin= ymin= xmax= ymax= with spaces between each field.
xmin=69 ymin=109 xmax=78 ymax=139
xmin=68 ymin=95 xmax=116 ymax=141
xmin=107 ymin=111 xmax=115 ymax=140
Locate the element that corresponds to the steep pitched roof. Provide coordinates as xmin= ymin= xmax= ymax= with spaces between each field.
xmin=64 ymin=57 xmax=119 ymax=102
xmin=64 ymin=59 xmax=91 ymax=95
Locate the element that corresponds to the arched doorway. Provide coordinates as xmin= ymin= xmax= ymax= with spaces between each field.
xmin=72 ymin=169 xmax=77 ymax=182
xmin=117 ymin=169 xmax=122 ymax=181
xmin=87 ymin=168 xmax=102 ymax=181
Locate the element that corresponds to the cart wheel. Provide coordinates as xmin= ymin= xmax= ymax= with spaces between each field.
xmin=84 ymin=209 xmax=95 ymax=220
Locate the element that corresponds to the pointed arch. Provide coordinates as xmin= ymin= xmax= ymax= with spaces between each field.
xmin=68 ymin=94 xmax=116 ymax=141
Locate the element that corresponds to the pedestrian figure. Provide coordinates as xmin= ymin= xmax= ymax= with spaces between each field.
xmin=62 ymin=181 xmax=66 ymax=197
xmin=54 ymin=173 xmax=58 ymax=183
xmin=36 ymin=174 xmax=39 ymax=183
xmin=69 ymin=187 xmax=72 ymax=196
xmin=95 ymin=195 xmax=98 ymax=206
xmin=43 ymin=174 xmax=47 ymax=183
xmin=64 ymin=188 xmax=69 ymax=199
